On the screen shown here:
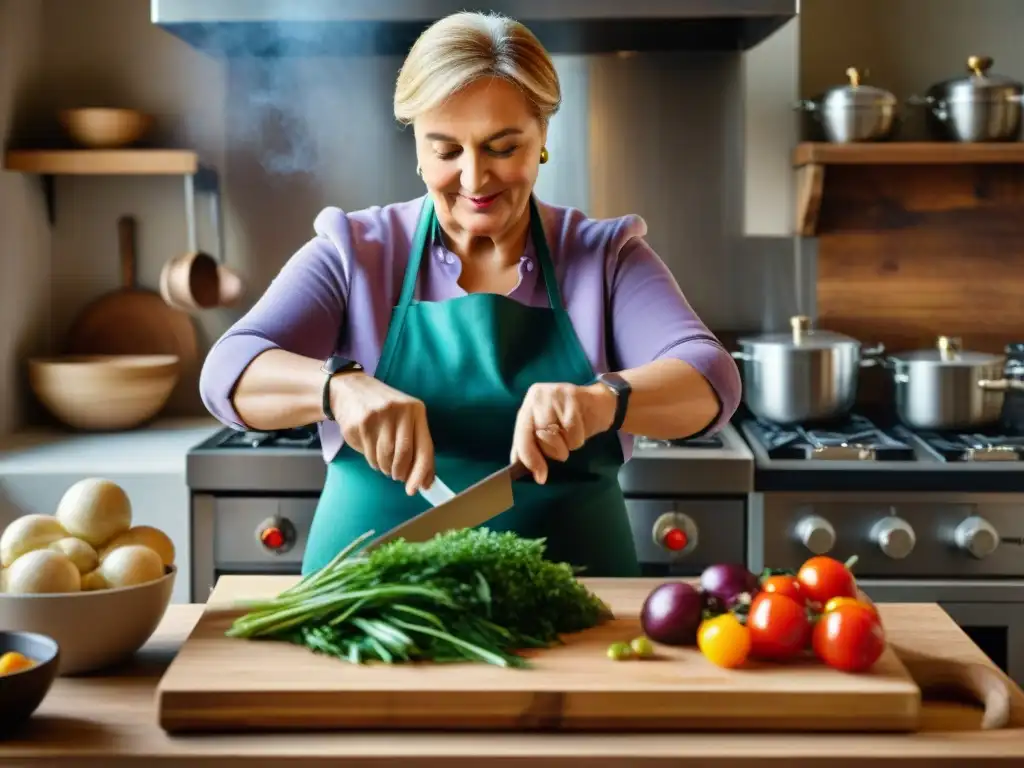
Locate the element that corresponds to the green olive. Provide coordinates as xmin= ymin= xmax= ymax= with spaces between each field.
xmin=630 ymin=635 xmax=654 ymax=658
xmin=607 ymin=641 xmax=632 ymax=661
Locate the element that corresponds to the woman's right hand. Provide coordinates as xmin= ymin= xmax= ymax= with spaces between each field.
xmin=330 ymin=373 xmax=435 ymax=495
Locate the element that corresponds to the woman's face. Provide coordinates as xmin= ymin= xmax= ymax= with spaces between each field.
xmin=414 ymin=76 xmax=546 ymax=242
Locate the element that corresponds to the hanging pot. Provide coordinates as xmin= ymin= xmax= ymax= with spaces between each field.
xmin=733 ymin=315 xmax=885 ymax=425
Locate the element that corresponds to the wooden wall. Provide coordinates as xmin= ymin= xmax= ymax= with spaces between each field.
xmin=815 ymin=163 xmax=1024 ymax=357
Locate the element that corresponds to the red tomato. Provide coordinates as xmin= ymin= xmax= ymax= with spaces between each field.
xmin=797 ymin=556 xmax=857 ymax=606
xmin=761 ymin=575 xmax=804 ymax=603
xmin=746 ymin=592 xmax=811 ymax=660
xmin=812 ymin=603 xmax=886 ymax=673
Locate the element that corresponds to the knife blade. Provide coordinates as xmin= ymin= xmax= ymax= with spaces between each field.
xmin=366 ymin=461 xmax=529 ymax=551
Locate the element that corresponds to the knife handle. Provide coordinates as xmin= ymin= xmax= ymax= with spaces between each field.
xmin=509 ymin=460 xmax=530 ymax=481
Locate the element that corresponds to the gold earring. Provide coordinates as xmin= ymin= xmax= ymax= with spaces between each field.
xmin=540 ymin=147 xmax=549 ymax=164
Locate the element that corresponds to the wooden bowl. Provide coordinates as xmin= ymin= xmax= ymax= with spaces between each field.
xmin=0 ymin=631 xmax=60 ymax=732
xmin=0 ymin=568 xmax=175 ymax=676
xmin=59 ymin=108 xmax=152 ymax=149
xmin=27 ymin=354 xmax=180 ymax=431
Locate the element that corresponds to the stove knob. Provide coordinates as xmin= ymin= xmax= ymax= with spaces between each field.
xmin=795 ymin=515 xmax=836 ymax=555
xmin=257 ymin=516 xmax=296 ymax=554
xmin=954 ymin=516 xmax=1000 ymax=560
xmin=871 ymin=517 xmax=915 ymax=560
xmin=652 ymin=512 xmax=698 ymax=556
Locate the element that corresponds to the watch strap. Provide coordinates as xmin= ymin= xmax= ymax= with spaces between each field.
xmin=596 ymin=372 xmax=631 ymax=433
xmin=321 ymin=355 xmax=362 ymax=421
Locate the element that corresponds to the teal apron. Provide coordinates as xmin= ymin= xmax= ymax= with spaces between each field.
xmin=302 ymin=197 xmax=640 ymax=578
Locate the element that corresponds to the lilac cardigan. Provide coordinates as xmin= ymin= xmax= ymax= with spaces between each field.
xmin=200 ymin=196 xmax=741 ymax=462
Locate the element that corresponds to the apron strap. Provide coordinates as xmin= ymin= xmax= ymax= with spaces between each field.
xmin=527 ymin=197 xmax=566 ymax=314
xmin=377 ymin=197 xmax=435 ymax=380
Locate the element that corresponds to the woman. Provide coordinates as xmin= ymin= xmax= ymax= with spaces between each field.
xmin=199 ymin=11 xmax=741 ymax=578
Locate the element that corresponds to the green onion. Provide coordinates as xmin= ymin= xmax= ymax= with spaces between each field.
xmin=225 ymin=528 xmax=612 ymax=667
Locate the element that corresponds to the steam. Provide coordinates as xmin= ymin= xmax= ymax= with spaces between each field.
xmin=230 ymin=59 xmax=321 ymax=177
xmin=190 ymin=16 xmax=414 ymax=177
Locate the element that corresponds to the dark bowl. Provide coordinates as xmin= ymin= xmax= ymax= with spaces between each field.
xmin=0 ymin=630 xmax=60 ymax=731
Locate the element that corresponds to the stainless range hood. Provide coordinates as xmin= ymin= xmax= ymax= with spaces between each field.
xmin=151 ymin=0 xmax=798 ymax=57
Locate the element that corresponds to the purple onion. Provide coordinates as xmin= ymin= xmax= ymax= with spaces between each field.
xmin=640 ymin=582 xmax=704 ymax=646
xmin=699 ymin=564 xmax=760 ymax=608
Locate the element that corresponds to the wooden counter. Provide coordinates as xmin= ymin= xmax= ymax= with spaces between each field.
xmin=3 ymin=602 xmax=1024 ymax=767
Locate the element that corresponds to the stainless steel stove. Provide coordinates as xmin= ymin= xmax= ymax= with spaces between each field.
xmin=741 ymin=413 xmax=1024 ymax=685
xmin=187 ymin=424 xmax=755 ymax=600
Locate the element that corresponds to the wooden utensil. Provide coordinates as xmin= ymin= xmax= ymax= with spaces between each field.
xmin=159 ymin=177 xmax=245 ymax=312
xmin=893 ymin=643 xmax=1011 ymax=730
xmin=855 ymin=586 xmax=1011 ymax=729
xmin=156 ymin=577 xmax=922 ymax=735
xmin=65 ymin=216 xmax=199 ymax=375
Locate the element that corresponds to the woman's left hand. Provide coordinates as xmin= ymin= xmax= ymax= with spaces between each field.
xmin=511 ymin=382 xmax=617 ymax=484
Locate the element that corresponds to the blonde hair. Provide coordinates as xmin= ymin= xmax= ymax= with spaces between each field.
xmin=394 ymin=12 xmax=561 ymax=125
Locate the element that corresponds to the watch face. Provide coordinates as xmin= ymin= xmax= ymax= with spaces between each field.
xmin=324 ymin=356 xmax=363 ymax=375
xmin=599 ymin=372 xmax=629 ymax=394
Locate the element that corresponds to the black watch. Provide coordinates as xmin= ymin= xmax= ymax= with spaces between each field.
xmin=321 ymin=355 xmax=363 ymax=422
xmin=595 ymin=372 xmax=631 ymax=432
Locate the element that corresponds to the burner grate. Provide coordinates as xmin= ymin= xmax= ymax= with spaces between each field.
xmin=902 ymin=427 xmax=1024 ymax=462
xmin=745 ymin=415 xmax=916 ymax=461
xmin=215 ymin=426 xmax=321 ymax=450
xmin=635 ymin=434 xmax=724 ymax=450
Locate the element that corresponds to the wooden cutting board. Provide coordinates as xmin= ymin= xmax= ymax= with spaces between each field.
xmin=156 ymin=577 xmax=922 ymax=734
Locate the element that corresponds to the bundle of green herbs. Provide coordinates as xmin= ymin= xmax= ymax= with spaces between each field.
xmin=226 ymin=528 xmax=613 ymax=668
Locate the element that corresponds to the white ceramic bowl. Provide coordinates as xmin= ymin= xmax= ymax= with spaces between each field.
xmin=0 ymin=566 xmax=176 ymax=675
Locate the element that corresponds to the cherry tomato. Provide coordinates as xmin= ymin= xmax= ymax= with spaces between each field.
xmin=824 ymin=596 xmax=877 ymax=616
xmin=697 ymin=614 xmax=751 ymax=669
xmin=761 ymin=575 xmax=804 ymax=603
xmin=746 ymin=592 xmax=811 ymax=660
xmin=812 ymin=603 xmax=886 ymax=673
xmin=797 ymin=556 xmax=857 ymax=606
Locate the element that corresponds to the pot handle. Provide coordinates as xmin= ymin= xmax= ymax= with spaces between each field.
xmin=859 ymin=343 xmax=887 ymax=368
xmin=908 ymin=93 xmax=949 ymax=120
xmin=731 ymin=350 xmax=753 ymax=361
xmin=978 ymin=379 xmax=1024 ymax=392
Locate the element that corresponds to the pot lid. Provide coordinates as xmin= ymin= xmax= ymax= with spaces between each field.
xmin=890 ymin=336 xmax=1003 ymax=365
xmin=737 ymin=315 xmax=860 ymax=349
xmin=818 ymin=67 xmax=898 ymax=109
xmin=927 ymin=56 xmax=1023 ymax=103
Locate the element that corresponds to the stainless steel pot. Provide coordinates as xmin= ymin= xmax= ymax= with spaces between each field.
xmin=794 ymin=67 xmax=899 ymax=143
xmin=733 ymin=316 xmax=884 ymax=425
xmin=887 ymin=336 xmax=1024 ymax=431
xmin=908 ymin=56 xmax=1023 ymax=142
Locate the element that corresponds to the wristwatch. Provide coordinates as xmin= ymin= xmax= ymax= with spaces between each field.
xmin=321 ymin=355 xmax=363 ymax=422
xmin=595 ymin=371 xmax=631 ymax=432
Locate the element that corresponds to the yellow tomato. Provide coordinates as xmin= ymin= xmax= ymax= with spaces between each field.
xmin=824 ymin=597 xmax=877 ymax=615
xmin=697 ymin=614 xmax=751 ymax=669
xmin=0 ymin=651 xmax=35 ymax=676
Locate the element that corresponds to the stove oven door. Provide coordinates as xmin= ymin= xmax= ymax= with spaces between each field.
xmin=858 ymin=579 xmax=1024 ymax=688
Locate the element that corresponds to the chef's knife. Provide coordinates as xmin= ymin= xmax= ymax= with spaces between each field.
xmin=365 ymin=461 xmax=529 ymax=551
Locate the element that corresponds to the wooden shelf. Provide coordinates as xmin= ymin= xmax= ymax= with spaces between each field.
xmin=2 ymin=149 xmax=211 ymax=226
xmin=794 ymin=142 xmax=1024 ymax=235
xmin=794 ymin=141 xmax=1024 ymax=168
xmin=4 ymin=149 xmax=199 ymax=175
